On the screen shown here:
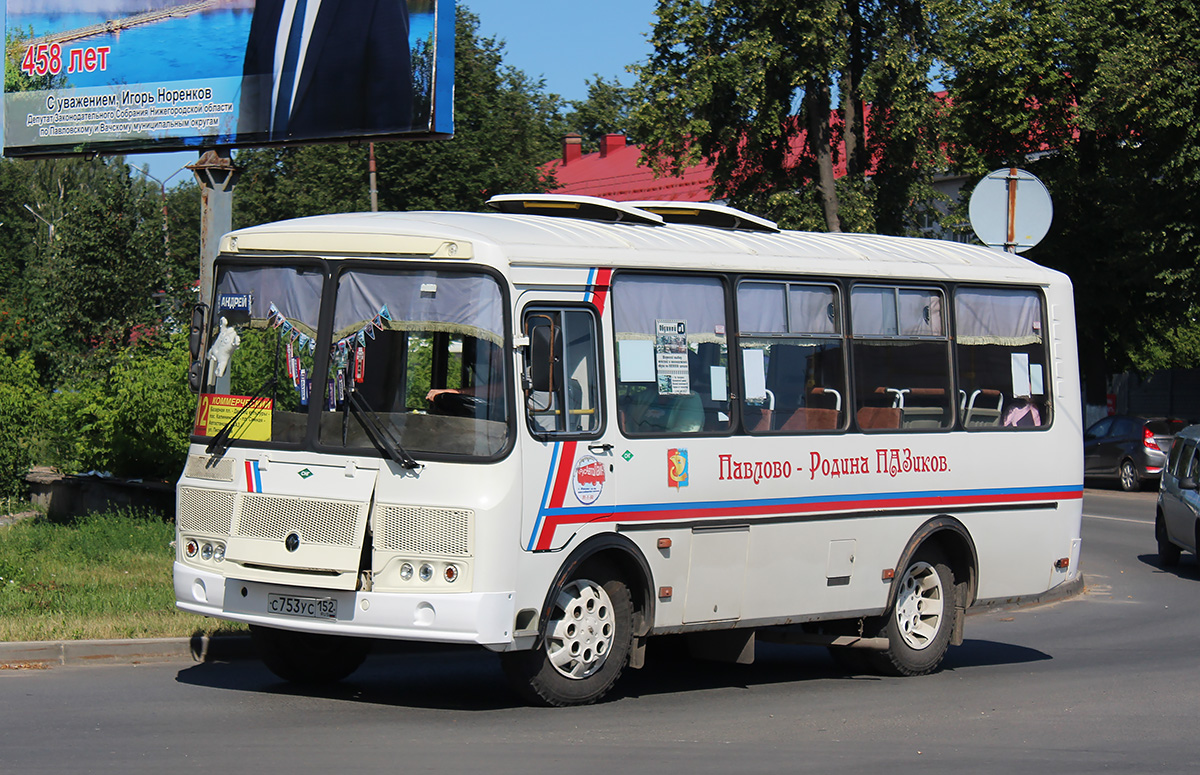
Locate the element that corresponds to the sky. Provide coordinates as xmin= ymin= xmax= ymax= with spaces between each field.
xmin=130 ymin=0 xmax=658 ymax=184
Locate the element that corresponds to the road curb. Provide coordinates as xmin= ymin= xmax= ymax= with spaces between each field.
xmin=1 ymin=576 xmax=1088 ymax=669
xmin=0 ymin=634 xmax=255 ymax=668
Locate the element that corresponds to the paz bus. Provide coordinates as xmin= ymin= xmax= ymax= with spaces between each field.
xmin=175 ymin=194 xmax=1082 ymax=706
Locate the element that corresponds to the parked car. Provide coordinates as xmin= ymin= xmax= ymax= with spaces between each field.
xmin=1083 ymin=415 xmax=1185 ymax=491
xmin=1155 ymin=425 xmax=1200 ymax=566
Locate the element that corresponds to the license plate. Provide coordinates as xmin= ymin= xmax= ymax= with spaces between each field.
xmin=267 ymin=593 xmax=338 ymax=620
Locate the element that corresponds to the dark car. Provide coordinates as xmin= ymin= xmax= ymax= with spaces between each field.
xmin=1084 ymin=415 xmax=1185 ymax=491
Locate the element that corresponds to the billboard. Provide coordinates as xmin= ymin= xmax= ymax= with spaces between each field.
xmin=3 ymin=0 xmax=454 ymax=158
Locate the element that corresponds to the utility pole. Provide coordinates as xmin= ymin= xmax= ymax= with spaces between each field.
xmin=188 ymin=150 xmax=241 ymax=370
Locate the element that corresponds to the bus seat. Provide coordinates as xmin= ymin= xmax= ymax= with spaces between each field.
xmin=809 ymin=387 xmax=842 ymax=411
xmin=745 ymin=407 xmax=774 ymax=432
xmin=900 ymin=388 xmax=948 ymax=428
xmin=857 ymin=406 xmax=901 ymax=429
xmin=964 ymin=389 xmax=1003 ymax=427
xmin=780 ymin=407 xmax=839 ymax=431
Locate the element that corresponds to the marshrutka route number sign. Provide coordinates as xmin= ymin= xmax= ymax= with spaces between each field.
xmin=968 ymin=168 xmax=1054 ymax=253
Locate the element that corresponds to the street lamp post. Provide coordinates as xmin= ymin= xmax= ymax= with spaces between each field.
xmin=131 ymin=164 xmax=189 ymax=310
xmin=22 ymin=203 xmax=60 ymax=246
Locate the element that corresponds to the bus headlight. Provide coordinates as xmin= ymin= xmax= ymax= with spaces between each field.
xmin=213 ymin=543 xmax=226 ymax=563
xmin=399 ymin=562 xmax=414 ymax=581
xmin=200 ymin=543 xmax=214 ymax=561
xmin=419 ymin=563 xmax=434 ymax=582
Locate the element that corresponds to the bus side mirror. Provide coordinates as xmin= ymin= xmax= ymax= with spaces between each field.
xmin=187 ymin=303 xmax=207 ymax=394
xmin=528 ymin=323 xmax=556 ymax=393
xmin=189 ymin=303 xmax=207 ymax=360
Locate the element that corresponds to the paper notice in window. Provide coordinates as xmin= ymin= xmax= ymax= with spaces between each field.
xmin=655 ymin=319 xmax=690 ymax=395
xmin=1030 ymin=363 xmax=1044 ymax=395
xmin=618 ymin=340 xmax=655 ymax=382
xmin=1011 ymin=353 xmax=1032 ymax=398
xmin=710 ymin=366 xmax=727 ymax=402
xmin=743 ymin=349 xmax=767 ymax=402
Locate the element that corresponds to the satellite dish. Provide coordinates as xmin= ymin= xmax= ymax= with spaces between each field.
xmin=968 ymin=168 xmax=1053 ymax=253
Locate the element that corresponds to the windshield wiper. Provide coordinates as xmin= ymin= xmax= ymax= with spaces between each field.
xmin=206 ymin=376 xmax=276 ymax=457
xmin=347 ymin=391 xmax=422 ymax=470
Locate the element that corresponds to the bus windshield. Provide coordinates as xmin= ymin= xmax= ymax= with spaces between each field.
xmin=197 ymin=262 xmax=510 ymax=459
xmin=319 ymin=267 xmax=510 ymax=458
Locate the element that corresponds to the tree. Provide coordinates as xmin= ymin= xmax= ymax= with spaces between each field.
xmin=566 ymin=75 xmax=636 ymax=153
xmin=937 ymin=0 xmax=1200 ymax=395
xmin=632 ymin=0 xmax=944 ymax=234
xmin=234 ymin=6 xmax=564 ymax=226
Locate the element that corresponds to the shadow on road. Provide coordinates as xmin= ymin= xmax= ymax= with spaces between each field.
xmin=1136 ymin=552 xmax=1200 ymax=580
xmin=174 ymin=634 xmax=1050 ymax=710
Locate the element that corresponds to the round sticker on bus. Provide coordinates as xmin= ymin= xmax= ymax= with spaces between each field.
xmin=572 ymin=455 xmax=606 ymax=505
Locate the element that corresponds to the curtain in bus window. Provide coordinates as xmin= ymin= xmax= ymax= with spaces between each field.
xmin=613 ymin=275 xmax=726 ymax=342
xmin=334 ymin=270 xmax=504 ymax=344
xmin=955 ymin=288 xmax=1043 ymax=345
xmin=737 ymin=282 xmax=788 ymax=333
xmin=789 ymin=285 xmax=838 ymax=334
xmin=851 ymin=286 xmax=899 ymax=335
xmin=215 ymin=265 xmax=323 ymax=326
xmin=852 ymin=287 xmax=942 ymax=337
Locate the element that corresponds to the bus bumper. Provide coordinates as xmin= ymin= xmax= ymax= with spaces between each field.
xmin=175 ymin=563 xmax=515 ymax=646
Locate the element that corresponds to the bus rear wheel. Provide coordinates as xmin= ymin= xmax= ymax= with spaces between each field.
xmin=869 ymin=547 xmax=957 ymax=677
xmin=249 ymin=625 xmax=371 ymax=685
xmin=501 ymin=569 xmax=633 ymax=706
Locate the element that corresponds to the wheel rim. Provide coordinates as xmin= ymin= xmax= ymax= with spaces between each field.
xmin=545 ymin=579 xmax=615 ymax=679
xmin=1120 ymin=462 xmax=1136 ymax=490
xmin=894 ymin=560 xmax=944 ymax=651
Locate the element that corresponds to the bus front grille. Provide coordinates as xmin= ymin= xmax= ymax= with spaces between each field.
xmin=178 ymin=487 xmax=235 ymax=535
xmin=235 ymin=494 xmax=362 ymax=547
xmin=374 ymin=505 xmax=473 ymax=556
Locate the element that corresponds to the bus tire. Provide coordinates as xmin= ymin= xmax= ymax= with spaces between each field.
xmin=1156 ymin=514 xmax=1181 ymax=567
xmin=869 ymin=547 xmax=957 ymax=677
xmin=249 ymin=625 xmax=371 ymax=685
xmin=501 ymin=569 xmax=633 ymax=706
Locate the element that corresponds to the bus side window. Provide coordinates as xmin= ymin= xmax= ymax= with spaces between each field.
xmin=612 ymin=273 xmax=732 ymax=436
xmin=736 ymin=281 xmax=846 ymax=434
xmin=955 ymin=287 xmax=1049 ymax=430
xmin=522 ymin=308 xmax=602 ymax=438
xmin=851 ymin=286 xmax=952 ymax=430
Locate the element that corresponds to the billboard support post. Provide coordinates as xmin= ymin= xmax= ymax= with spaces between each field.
xmin=188 ymin=150 xmax=241 ymax=364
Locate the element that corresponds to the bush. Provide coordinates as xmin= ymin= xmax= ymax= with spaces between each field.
xmin=0 ymin=352 xmax=44 ymax=496
xmin=44 ymin=332 xmax=196 ymax=481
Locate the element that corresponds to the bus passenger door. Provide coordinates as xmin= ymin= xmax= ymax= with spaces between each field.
xmin=519 ymin=304 xmax=616 ymax=552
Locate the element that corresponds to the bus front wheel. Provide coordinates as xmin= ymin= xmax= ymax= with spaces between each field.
xmin=501 ymin=569 xmax=633 ymax=706
xmin=869 ymin=547 xmax=957 ymax=677
xmin=249 ymin=625 xmax=371 ymax=685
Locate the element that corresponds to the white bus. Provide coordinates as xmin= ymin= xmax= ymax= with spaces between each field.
xmin=175 ymin=194 xmax=1083 ymax=705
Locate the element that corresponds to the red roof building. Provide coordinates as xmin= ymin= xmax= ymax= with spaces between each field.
xmin=545 ymin=133 xmax=715 ymax=202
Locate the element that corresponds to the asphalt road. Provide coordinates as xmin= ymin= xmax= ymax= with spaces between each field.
xmin=4 ymin=487 xmax=1198 ymax=774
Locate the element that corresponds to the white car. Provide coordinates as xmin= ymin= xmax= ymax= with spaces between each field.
xmin=1156 ymin=425 xmax=1200 ymax=566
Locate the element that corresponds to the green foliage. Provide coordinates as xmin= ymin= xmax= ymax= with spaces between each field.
xmin=632 ymin=0 xmax=942 ymax=234
xmin=0 ymin=352 xmax=44 ymax=497
xmin=0 ymin=509 xmax=240 ymax=641
xmin=43 ymin=333 xmax=196 ymax=481
xmin=566 ymin=75 xmax=636 ymax=152
xmin=938 ymin=0 xmax=1200 ymax=393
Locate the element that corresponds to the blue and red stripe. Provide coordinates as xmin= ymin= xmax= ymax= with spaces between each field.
xmin=528 ymin=484 xmax=1081 ymax=551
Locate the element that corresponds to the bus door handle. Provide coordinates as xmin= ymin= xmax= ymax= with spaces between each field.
xmin=588 ymin=443 xmax=614 ymax=454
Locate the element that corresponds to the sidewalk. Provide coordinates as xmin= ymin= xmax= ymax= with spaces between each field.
xmin=0 ymin=575 xmax=1086 ymax=669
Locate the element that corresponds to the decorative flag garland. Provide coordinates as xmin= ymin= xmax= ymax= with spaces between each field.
xmin=267 ymin=302 xmax=391 ymax=408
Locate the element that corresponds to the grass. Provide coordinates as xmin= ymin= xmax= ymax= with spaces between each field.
xmin=0 ymin=508 xmax=245 ymax=642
